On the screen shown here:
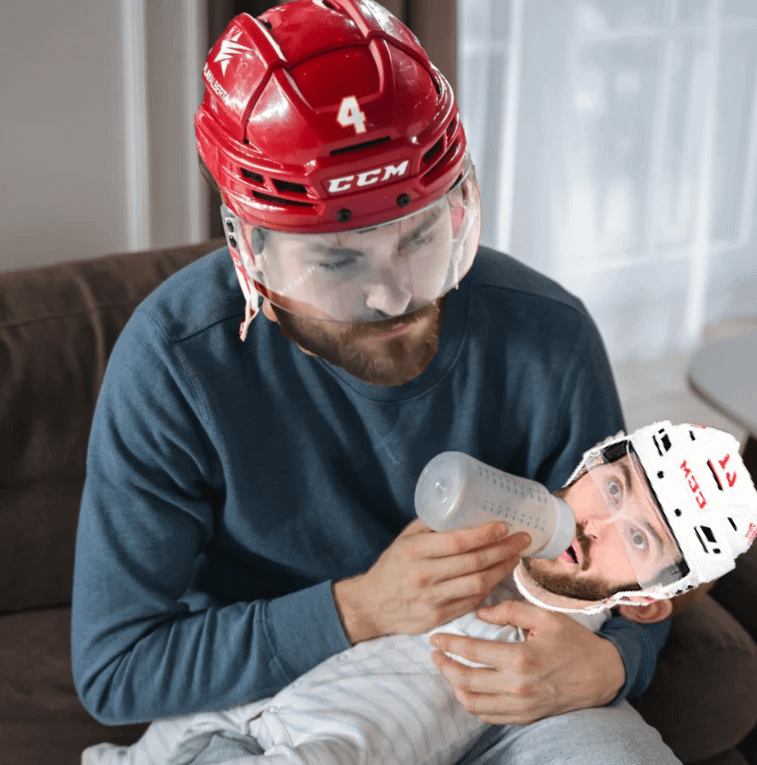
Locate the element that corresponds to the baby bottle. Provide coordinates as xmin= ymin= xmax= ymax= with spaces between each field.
xmin=414 ymin=452 xmax=576 ymax=559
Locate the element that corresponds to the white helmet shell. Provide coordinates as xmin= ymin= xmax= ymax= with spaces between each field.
xmin=627 ymin=421 xmax=757 ymax=586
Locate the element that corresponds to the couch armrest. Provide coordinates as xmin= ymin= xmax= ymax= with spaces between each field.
xmin=634 ymin=594 xmax=757 ymax=764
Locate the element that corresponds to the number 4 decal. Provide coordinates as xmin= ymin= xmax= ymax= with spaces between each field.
xmin=337 ymin=96 xmax=367 ymax=134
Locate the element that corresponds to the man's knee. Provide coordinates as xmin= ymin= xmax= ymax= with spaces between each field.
xmin=456 ymin=702 xmax=682 ymax=765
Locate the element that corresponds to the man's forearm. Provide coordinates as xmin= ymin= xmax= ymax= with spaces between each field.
xmin=72 ymin=580 xmax=351 ymax=724
xmin=598 ymin=616 xmax=672 ymax=704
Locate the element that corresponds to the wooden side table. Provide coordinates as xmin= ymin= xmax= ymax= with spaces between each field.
xmin=687 ymin=330 xmax=757 ymax=482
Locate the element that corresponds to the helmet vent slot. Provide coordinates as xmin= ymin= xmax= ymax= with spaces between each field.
xmin=253 ymin=191 xmax=313 ymax=208
xmin=707 ymin=460 xmax=724 ymax=490
xmin=273 ymin=179 xmax=308 ymax=195
xmin=241 ymin=168 xmax=265 ymax=185
xmin=330 ymin=136 xmax=391 ymax=155
xmin=422 ymin=139 xmax=444 ymax=166
xmin=420 ymin=139 xmax=460 ymax=186
xmin=446 ymin=115 xmax=459 ymax=138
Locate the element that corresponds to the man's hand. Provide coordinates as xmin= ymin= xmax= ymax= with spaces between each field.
xmin=333 ymin=520 xmax=531 ymax=644
xmin=429 ymin=599 xmax=625 ymax=724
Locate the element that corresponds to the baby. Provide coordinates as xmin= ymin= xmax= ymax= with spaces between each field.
xmin=84 ymin=421 xmax=757 ymax=765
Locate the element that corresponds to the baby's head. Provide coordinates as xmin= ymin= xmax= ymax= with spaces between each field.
xmin=514 ymin=422 xmax=757 ymax=617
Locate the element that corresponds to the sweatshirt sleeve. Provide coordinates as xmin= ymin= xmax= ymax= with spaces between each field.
xmin=599 ymin=617 xmax=672 ymax=703
xmin=71 ymin=310 xmax=351 ymax=725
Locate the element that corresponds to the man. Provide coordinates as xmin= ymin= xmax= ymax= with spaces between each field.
xmin=72 ymin=1 xmax=679 ymax=762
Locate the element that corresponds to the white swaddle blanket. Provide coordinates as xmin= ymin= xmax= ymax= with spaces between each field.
xmin=83 ymin=576 xmax=607 ymax=765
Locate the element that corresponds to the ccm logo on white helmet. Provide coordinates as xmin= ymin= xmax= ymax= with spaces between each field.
xmin=325 ymin=160 xmax=410 ymax=195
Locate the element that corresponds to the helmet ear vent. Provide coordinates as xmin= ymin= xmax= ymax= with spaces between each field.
xmin=273 ymin=179 xmax=308 ymax=195
xmin=253 ymin=191 xmax=313 ymax=209
xmin=241 ymin=168 xmax=265 ymax=186
xmin=422 ymin=139 xmax=444 ymax=166
xmin=421 ymin=138 xmax=462 ymax=187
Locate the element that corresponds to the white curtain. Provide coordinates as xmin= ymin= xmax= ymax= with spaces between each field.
xmin=459 ymin=0 xmax=757 ymax=363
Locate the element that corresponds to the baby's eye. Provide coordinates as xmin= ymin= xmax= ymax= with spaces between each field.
xmin=606 ymin=477 xmax=623 ymax=504
xmin=627 ymin=526 xmax=649 ymax=553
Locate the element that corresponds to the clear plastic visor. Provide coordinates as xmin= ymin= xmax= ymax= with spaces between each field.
xmin=569 ymin=443 xmax=689 ymax=590
xmin=226 ymin=159 xmax=481 ymax=322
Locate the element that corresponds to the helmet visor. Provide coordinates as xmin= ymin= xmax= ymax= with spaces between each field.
xmin=224 ymin=158 xmax=480 ymax=322
xmin=579 ymin=442 xmax=689 ymax=590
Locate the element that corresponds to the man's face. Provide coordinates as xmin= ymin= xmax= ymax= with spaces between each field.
xmin=520 ymin=452 xmax=683 ymax=603
xmin=258 ymin=204 xmax=454 ymax=323
xmin=258 ymin=204 xmax=454 ymax=386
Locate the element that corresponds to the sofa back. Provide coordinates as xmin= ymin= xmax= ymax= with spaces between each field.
xmin=0 ymin=240 xmax=225 ymax=614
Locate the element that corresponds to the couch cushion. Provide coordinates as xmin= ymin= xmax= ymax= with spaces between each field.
xmin=0 ymin=606 xmax=147 ymax=765
xmin=711 ymin=528 xmax=757 ymax=643
xmin=0 ymin=240 xmax=224 ymax=613
xmin=0 ymin=480 xmax=83 ymax=614
xmin=0 ymin=239 xmax=225 ymax=486
xmin=635 ymin=594 xmax=757 ymax=764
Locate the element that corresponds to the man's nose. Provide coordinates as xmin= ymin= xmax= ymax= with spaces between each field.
xmin=360 ymin=274 xmax=413 ymax=316
xmin=582 ymin=515 xmax=614 ymax=541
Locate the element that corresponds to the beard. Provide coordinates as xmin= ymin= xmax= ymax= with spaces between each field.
xmin=521 ymin=521 xmax=641 ymax=602
xmin=520 ymin=557 xmax=634 ymax=601
xmin=268 ymin=297 xmax=447 ymax=387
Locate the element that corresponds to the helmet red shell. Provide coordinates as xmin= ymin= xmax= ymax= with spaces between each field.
xmin=195 ymin=0 xmax=467 ymax=233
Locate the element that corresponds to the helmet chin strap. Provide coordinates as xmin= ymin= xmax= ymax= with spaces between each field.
xmin=512 ymin=563 xmax=661 ymax=615
xmin=239 ymin=292 xmax=261 ymax=342
xmin=512 ymin=565 xmax=610 ymax=615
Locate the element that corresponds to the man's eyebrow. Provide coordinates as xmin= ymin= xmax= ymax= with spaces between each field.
xmin=623 ymin=460 xmax=666 ymax=559
xmin=308 ymin=243 xmax=364 ymax=259
xmin=397 ymin=208 xmax=443 ymax=247
xmin=307 ymin=207 xmax=443 ymax=258
xmin=620 ymin=462 xmax=664 ymax=555
xmin=620 ymin=461 xmax=633 ymax=496
xmin=642 ymin=519 xmax=665 ymax=560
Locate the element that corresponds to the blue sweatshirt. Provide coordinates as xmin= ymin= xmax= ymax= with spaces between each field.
xmin=71 ymin=245 xmax=670 ymax=724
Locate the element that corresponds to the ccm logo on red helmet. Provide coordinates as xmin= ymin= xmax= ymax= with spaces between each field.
xmin=326 ymin=160 xmax=410 ymax=195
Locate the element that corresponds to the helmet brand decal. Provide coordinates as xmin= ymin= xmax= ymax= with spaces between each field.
xmin=203 ymin=63 xmax=231 ymax=107
xmin=214 ymin=31 xmax=252 ymax=76
xmin=326 ymin=160 xmax=410 ymax=194
xmin=680 ymin=460 xmax=707 ymax=509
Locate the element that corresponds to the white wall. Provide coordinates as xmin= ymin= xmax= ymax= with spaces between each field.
xmin=0 ymin=0 xmax=208 ymax=273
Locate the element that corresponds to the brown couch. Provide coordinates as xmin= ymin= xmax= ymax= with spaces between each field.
xmin=1 ymin=240 xmax=757 ymax=765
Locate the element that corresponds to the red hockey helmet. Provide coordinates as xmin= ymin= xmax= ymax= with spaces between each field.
xmin=195 ymin=0 xmax=480 ymax=338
